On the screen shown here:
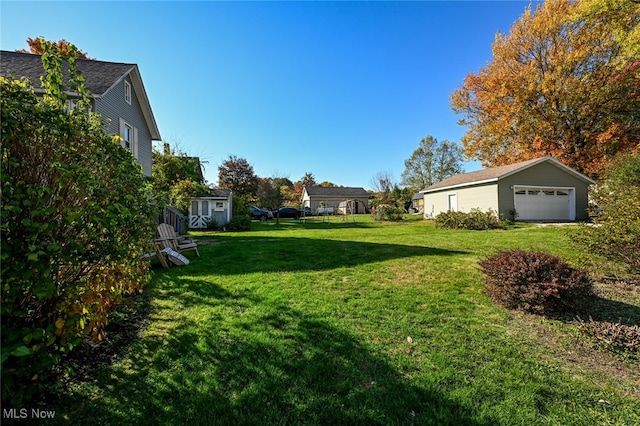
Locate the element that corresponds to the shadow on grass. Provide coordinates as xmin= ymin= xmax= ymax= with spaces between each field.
xmin=580 ymin=297 xmax=640 ymax=327
xmin=188 ymin=235 xmax=467 ymax=276
xmin=56 ymin=280 xmax=492 ymax=425
xmin=252 ymin=217 xmax=382 ymax=231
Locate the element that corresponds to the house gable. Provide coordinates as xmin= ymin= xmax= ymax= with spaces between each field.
xmin=0 ymin=50 xmax=161 ymax=176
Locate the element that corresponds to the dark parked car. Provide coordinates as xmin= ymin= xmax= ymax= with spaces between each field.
xmin=249 ymin=206 xmax=273 ymax=221
xmin=272 ymin=207 xmax=301 ymax=219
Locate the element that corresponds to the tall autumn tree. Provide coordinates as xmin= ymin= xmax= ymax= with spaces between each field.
xmin=450 ymin=0 xmax=640 ymax=179
xmin=218 ymin=155 xmax=259 ymax=200
xmin=571 ymin=0 xmax=640 ymax=65
xmin=17 ymin=37 xmax=91 ymax=59
xmin=401 ymin=135 xmax=464 ymax=190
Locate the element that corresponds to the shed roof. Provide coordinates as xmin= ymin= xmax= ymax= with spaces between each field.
xmin=0 ymin=50 xmax=161 ymax=140
xmin=304 ymin=186 xmax=369 ymax=197
xmin=420 ymin=157 xmax=595 ymax=194
xmin=196 ymin=188 xmax=232 ymax=198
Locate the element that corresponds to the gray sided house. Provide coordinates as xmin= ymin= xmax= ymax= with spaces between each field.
xmin=189 ymin=189 xmax=233 ymax=229
xmin=0 ymin=50 xmax=161 ymax=176
xmin=301 ymin=186 xmax=370 ymax=214
xmin=421 ymin=157 xmax=595 ymax=222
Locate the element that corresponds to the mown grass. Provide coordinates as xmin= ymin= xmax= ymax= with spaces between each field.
xmin=52 ymin=216 xmax=639 ymax=425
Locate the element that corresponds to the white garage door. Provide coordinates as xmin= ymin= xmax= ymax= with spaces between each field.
xmin=514 ymin=188 xmax=571 ymax=221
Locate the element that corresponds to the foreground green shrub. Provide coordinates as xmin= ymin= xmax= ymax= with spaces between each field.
xmin=1 ymin=45 xmax=154 ymax=404
xmin=577 ymin=153 xmax=640 ymax=273
xmin=224 ymin=195 xmax=252 ymax=231
xmin=435 ymin=208 xmax=503 ymax=230
xmin=372 ymin=204 xmax=404 ymax=221
xmin=479 ymin=250 xmax=593 ymax=315
xmin=226 ymin=215 xmax=251 ymax=231
xmin=575 ymin=317 xmax=640 ymax=354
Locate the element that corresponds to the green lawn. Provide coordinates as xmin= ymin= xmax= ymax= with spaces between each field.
xmin=54 ymin=216 xmax=639 ymax=425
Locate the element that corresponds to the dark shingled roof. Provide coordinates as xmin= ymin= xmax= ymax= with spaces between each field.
xmin=304 ymin=186 xmax=369 ymax=197
xmin=1 ymin=50 xmax=161 ymax=141
xmin=421 ymin=157 xmax=594 ymax=193
xmin=197 ymin=188 xmax=232 ymax=198
xmin=1 ymin=50 xmax=135 ymax=96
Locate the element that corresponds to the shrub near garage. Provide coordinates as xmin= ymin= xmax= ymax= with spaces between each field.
xmin=0 ymin=42 xmax=155 ymax=404
xmin=435 ymin=208 xmax=503 ymax=230
xmin=578 ymin=153 xmax=640 ymax=274
xmin=479 ymin=250 xmax=593 ymax=315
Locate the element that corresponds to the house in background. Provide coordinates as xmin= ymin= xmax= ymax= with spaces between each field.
xmin=1 ymin=50 xmax=161 ymax=176
xmin=189 ymin=189 xmax=233 ymax=229
xmin=420 ymin=157 xmax=595 ymax=222
xmin=301 ymin=186 xmax=370 ymax=214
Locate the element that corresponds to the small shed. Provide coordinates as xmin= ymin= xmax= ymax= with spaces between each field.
xmin=301 ymin=186 xmax=370 ymax=214
xmin=420 ymin=157 xmax=595 ymax=221
xmin=337 ymin=199 xmax=369 ymax=215
xmin=189 ymin=188 xmax=233 ymax=229
xmin=411 ymin=192 xmax=424 ymax=213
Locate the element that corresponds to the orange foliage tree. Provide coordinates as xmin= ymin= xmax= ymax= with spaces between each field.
xmin=450 ymin=0 xmax=640 ymax=179
xmin=17 ymin=37 xmax=92 ymax=59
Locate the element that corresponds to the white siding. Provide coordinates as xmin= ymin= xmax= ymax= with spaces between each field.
xmin=95 ymin=75 xmax=153 ymax=176
xmin=423 ymin=184 xmax=499 ymax=218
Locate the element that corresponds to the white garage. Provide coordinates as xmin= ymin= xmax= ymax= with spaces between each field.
xmin=421 ymin=157 xmax=595 ymax=222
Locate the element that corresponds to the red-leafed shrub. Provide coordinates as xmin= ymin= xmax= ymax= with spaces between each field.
xmin=479 ymin=250 xmax=593 ymax=315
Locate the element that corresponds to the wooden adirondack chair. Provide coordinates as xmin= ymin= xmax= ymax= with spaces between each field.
xmin=142 ymin=239 xmax=171 ymax=268
xmin=157 ymin=223 xmax=199 ymax=257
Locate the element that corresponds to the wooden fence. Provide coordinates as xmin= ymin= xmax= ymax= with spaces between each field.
xmin=161 ymin=205 xmax=188 ymax=235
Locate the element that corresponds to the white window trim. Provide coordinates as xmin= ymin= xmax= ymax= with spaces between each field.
xmin=124 ymin=81 xmax=132 ymax=105
xmin=119 ymin=118 xmax=138 ymax=159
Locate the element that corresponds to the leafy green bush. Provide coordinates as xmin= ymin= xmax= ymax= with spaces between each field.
xmin=435 ymin=208 xmax=503 ymax=230
xmin=577 ymin=153 xmax=640 ymax=273
xmin=168 ymin=178 xmax=209 ymax=215
xmin=226 ymin=215 xmax=252 ymax=231
xmin=1 ymin=45 xmax=155 ymax=404
xmin=219 ymin=195 xmax=251 ymax=231
xmin=479 ymin=250 xmax=593 ymax=315
xmin=204 ymin=217 xmax=221 ymax=231
xmin=372 ymin=204 xmax=404 ymax=221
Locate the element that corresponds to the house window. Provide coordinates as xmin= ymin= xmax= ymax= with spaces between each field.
xmin=124 ymin=81 xmax=132 ymax=104
xmin=123 ymin=124 xmax=132 ymax=150
xmin=119 ymin=118 xmax=138 ymax=157
xmin=66 ymin=99 xmax=76 ymax=112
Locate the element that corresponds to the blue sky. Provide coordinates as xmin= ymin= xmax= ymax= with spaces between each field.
xmin=1 ymin=1 xmax=531 ymax=190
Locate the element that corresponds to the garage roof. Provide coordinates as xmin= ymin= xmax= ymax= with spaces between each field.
xmin=420 ymin=157 xmax=595 ymax=194
xmin=303 ymin=186 xmax=369 ymax=197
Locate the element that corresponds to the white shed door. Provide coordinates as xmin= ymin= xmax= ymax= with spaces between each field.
xmin=448 ymin=194 xmax=458 ymax=212
xmin=515 ymin=188 xmax=571 ymax=221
